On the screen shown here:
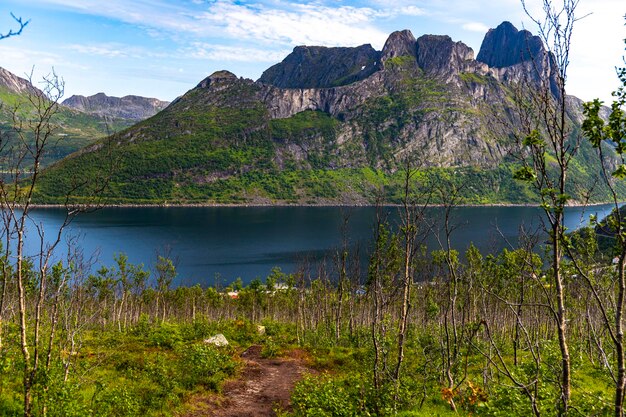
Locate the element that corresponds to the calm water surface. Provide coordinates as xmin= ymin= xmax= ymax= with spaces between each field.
xmin=22 ymin=205 xmax=617 ymax=286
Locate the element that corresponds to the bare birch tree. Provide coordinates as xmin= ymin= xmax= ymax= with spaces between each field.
xmin=579 ymin=25 xmax=626 ymax=416
xmin=512 ymin=1 xmax=583 ymax=412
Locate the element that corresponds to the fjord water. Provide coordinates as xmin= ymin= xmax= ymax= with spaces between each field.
xmin=23 ymin=205 xmax=616 ymax=286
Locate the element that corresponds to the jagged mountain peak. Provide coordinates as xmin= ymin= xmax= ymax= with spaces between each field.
xmin=35 ymin=21 xmax=603 ymax=205
xmin=477 ymin=21 xmax=545 ymax=68
xmin=380 ymin=29 xmax=417 ymax=63
xmin=257 ymin=44 xmax=380 ymax=89
xmin=198 ymin=70 xmax=239 ymax=88
xmin=254 ymin=23 xmax=568 ymax=94
xmin=415 ymin=35 xmax=474 ymax=76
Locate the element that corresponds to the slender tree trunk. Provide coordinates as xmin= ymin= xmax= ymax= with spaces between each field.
xmin=16 ymin=229 xmax=33 ymax=417
xmin=553 ymin=221 xmax=570 ymax=415
xmin=394 ymin=220 xmax=412 ymax=386
xmin=615 ymin=255 xmax=626 ymax=417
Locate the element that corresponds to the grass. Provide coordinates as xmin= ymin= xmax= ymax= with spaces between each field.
xmin=459 ymin=72 xmax=490 ymax=85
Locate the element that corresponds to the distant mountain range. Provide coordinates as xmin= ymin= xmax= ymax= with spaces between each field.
xmin=63 ymin=93 xmax=169 ymax=122
xmin=31 ymin=22 xmax=614 ymax=205
xmin=0 ymin=68 xmax=168 ymax=168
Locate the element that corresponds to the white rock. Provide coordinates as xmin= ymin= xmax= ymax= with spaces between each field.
xmin=204 ymin=333 xmax=229 ymax=346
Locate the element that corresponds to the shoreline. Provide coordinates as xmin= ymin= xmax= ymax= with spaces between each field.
xmin=26 ymin=201 xmax=621 ymax=209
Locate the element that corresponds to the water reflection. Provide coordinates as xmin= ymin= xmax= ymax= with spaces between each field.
xmin=21 ymin=204 xmax=616 ymax=286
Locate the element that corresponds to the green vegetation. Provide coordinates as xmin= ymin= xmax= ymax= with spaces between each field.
xmin=4 ymin=57 xmax=626 ymax=415
xmin=0 ymin=85 xmax=128 ymax=168
xmin=33 ymin=159 xmax=622 ymax=205
xmin=0 ymin=225 xmax=622 ymax=416
xmin=459 ymin=72 xmax=490 ymax=85
xmin=20 ymin=42 xmax=620 ymax=206
xmin=270 ymin=110 xmax=338 ymax=144
xmin=0 ymin=317 xmax=244 ymax=416
xmin=383 ymin=55 xmax=416 ymax=69
xmin=35 ymin=73 xmax=601 ymax=206
xmin=6 ymin=6 xmax=626 ymax=416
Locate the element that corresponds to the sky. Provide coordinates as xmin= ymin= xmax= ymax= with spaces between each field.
xmin=0 ymin=0 xmax=624 ymax=104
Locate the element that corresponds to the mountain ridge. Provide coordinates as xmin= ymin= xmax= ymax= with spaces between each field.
xmin=0 ymin=67 xmax=173 ymax=168
xmin=0 ymin=67 xmax=40 ymax=96
xmin=63 ymin=92 xmax=169 ymax=122
xmin=32 ymin=22 xmax=615 ymax=205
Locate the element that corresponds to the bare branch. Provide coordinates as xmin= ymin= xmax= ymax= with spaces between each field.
xmin=0 ymin=13 xmax=29 ymax=40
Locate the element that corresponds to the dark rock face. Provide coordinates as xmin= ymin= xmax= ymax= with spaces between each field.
xmin=258 ymin=44 xmax=380 ymax=88
xmin=477 ymin=21 xmax=561 ymax=97
xmin=380 ymin=30 xmax=417 ymax=63
xmin=416 ymin=35 xmax=474 ymax=77
xmin=63 ymin=92 xmax=169 ymax=121
xmin=197 ymin=70 xmax=239 ymax=89
xmin=477 ymin=21 xmax=544 ymax=68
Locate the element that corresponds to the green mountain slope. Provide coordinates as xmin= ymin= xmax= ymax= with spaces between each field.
xmin=0 ymin=84 xmax=128 ymax=169
xmin=0 ymin=68 xmax=169 ymax=170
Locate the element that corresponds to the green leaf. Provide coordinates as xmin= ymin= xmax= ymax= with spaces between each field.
xmin=522 ymin=130 xmax=544 ymax=147
xmin=612 ymin=164 xmax=626 ymax=180
xmin=582 ymin=99 xmax=605 ymax=148
xmin=513 ymin=166 xmax=536 ymax=182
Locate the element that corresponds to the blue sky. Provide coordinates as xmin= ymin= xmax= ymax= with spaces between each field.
xmin=0 ymin=0 xmax=624 ymax=103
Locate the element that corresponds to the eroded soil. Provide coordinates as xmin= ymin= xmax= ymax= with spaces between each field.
xmin=182 ymin=345 xmax=310 ymax=417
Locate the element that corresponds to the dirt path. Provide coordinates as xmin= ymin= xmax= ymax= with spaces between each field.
xmin=183 ymin=345 xmax=310 ymax=417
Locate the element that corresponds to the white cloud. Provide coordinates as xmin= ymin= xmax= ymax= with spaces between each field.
xmin=33 ymin=0 xmax=420 ymax=48
xmin=564 ymin=0 xmax=625 ymax=103
xmin=195 ymin=1 xmax=391 ymax=48
xmin=0 ymin=46 xmax=61 ymax=70
xmin=462 ymin=22 xmax=489 ymax=33
xmin=64 ymin=43 xmax=172 ymax=60
xmin=399 ymin=6 xmax=426 ymax=16
xmin=33 ymin=0 xmax=216 ymax=36
xmin=66 ymin=44 xmax=129 ymax=58
xmin=364 ymin=3 xmax=426 ymax=18
xmin=19 ymin=0 xmax=625 ymax=104
xmin=186 ymin=43 xmax=289 ymax=62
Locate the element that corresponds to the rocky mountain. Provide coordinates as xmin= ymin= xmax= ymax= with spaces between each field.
xmin=33 ymin=22 xmax=609 ymax=205
xmin=0 ymin=66 xmax=39 ymax=95
xmin=63 ymin=93 xmax=169 ymax=122
xmin=477 ymin=21 xmax=544 ymax=68
xmin=477 ymin=21 xmax=559 ymax=96
xmin=258 ymin=44 xmax=380 ymax=88
xmin=0 ymin=67 xmax=127 ymax=168
xmin=0 ymin=67 xmax=170 ymax=168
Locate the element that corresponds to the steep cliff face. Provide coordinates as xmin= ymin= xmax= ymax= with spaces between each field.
xmin=34 ymin=22 xmax=600 ymax=205
xmin=477 ymin=21 xmax=544 ymax=68
xmin=380 ymin=30 xmax=417 ymax=63
xmin=415 ymin=35 xmax=475 ymax=79
xmin=63 ymin=92 xmax=169 ymax=121
xmin=477 ymin=21 xmax=559 ymax=96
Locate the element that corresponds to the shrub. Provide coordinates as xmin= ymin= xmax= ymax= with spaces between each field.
xmin=290 ymin=374 xmax=362 ymax=417
xmin=177 ymin=343 xmax=237 ymax=391
xmin=148 ymin=322 xmax=183 ymax=349
xmin=92 ymin=385 xmax=141 ymax=417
